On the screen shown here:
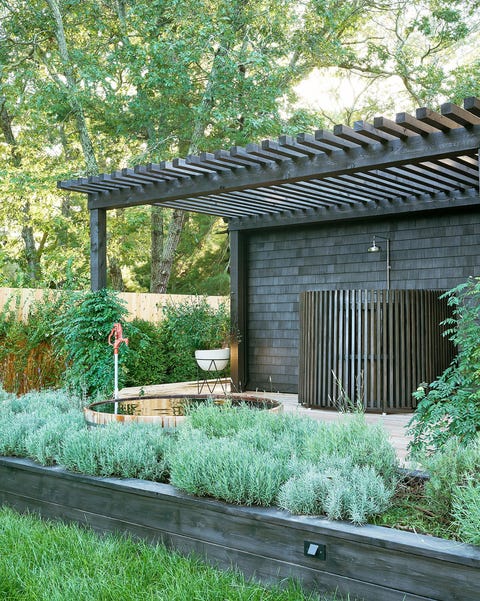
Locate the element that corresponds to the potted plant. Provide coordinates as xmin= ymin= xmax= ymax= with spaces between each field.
xmin=193 ymin=303 xmax=240 ymax=372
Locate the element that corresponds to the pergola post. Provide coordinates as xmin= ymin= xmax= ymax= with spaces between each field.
xmin=90 ymin=207 xmax=107 ymax=290
xmin=229 ymin=229 xmax=248 ymax=392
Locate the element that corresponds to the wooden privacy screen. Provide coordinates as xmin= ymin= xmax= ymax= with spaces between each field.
xmin=299 ymin=289 xmax=454 ymax=412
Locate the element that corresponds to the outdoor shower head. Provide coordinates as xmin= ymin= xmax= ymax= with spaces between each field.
xmin=367 ymin=236 xmax=381 ymax=252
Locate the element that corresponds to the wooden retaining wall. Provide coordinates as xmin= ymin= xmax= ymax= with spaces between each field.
xmin=0 ymin=287 xmax=227 ymax=323
xmin=299 ymin=290 xmax=455 ymax=411
xmin=1 ymin=457 xmax=479 ymax=601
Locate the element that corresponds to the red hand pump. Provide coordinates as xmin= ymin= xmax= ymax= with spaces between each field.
xmin=108 ymin=323 xmax=128 ymax=411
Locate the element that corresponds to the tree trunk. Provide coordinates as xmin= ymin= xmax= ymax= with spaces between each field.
xmin=150 ymin=206 xmax=164 ymax=293
xmin=1 ymin=94 xmax=43 ymax=284
xmin=46 ymin=0 xmax=99 ymax=177
xmin=108 ymin=255 xmax=124 ymax=291
xmin=21 ymin=221 xmax=40 ymax=283
xmin=156 ymin=209 xmax=186 ymax=293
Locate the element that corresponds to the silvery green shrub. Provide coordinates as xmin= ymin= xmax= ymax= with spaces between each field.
xmin=303 ymin=415 xmax=398 ymax=485
xmin=25 ymin=412 xmax=85 ymax=466
xmin=0 ymin=412 xmax=49 ymax=456
xmin=278 ymin=461 xmax=394 ymax=524
xmin=58 ymin=423 xmax=170 ymax=482
xmin=168 ymin=428 xmax=291 ymax=506
xmin=3 ymin=389 xmax=83 ymax=415
xmin=452 ymin=482 xmax=480 ymax=545
xmin=422 ymin=436 xmax=480 ymax=520
xmin=0 ymin=389 xmax=84 ymax=459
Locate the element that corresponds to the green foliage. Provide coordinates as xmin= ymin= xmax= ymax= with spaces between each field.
xmin=159 ymin=297 xmax=230 ymax=383
xmin=409 ymin=278 xmax=480 ymax=454
xmin=123 ymin=318 xmax=167 ymax=387
xmin=25 ymin=411 xmax=85 ymax=466
xmin=54 ymin=289 xmax=129 ymax=398
xmin=370 ymin=476 xmax=454 ymax=540
xmin=3 ymin=388 xmax=480 ymax=540
xmin=0 ymin=389 xmax=82 ymax=458
xmin=0 ymin=290 xmax=70 ymax=393
xmin=452 ymin=481 xmax=480 ymax=545
xmin=2 ymin=0 xmax=478 ymax=292
xmin=0 ymin=290 xmax=231 ymax=395
xmin=0 ymin=412 xmax=47 ymax=457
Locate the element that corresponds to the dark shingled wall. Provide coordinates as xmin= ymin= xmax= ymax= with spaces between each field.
xmin=245 ymin=209 xmax=480 ymax=393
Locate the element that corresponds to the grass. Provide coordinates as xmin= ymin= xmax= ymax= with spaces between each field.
xmin=0 ymin=507 xmax=351 ymax=601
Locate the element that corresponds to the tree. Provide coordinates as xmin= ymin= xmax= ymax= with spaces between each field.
xmin=0 ymin=0 xmax=479 ymax=292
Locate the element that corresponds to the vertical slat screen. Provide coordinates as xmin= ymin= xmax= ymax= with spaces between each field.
xmin=299 ymin=290 xmax=454 ymax=411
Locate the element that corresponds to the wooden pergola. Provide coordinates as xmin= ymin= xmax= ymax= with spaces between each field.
xmin=59 ymin=97 xmax=480 ymax=393
xmin=60 ymin=96 xmax=479 ymax=281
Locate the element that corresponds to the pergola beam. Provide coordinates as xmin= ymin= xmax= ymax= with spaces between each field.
xmin=73 ymin=127 xmax=480 ymax=211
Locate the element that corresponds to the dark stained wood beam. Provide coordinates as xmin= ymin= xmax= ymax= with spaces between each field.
xmin=90 ymin=208 xmax=107 ymax=290
xmin=464 ymin=97 xmax=480 ymax=117
xmin=229 ymin=230 xmax=248 ymax=391
xmin=79 ymin=127 xmax=480 ymax=211
xmin=415 ymin=108 xmax=461 ymax=132
xmin=228 ymin=190 xmax=480 ymax=232
xmin=441 ymin=103 xmax=480 ymax=127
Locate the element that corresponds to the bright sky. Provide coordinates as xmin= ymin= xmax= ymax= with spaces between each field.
xmin=294 ymin=68 xmax=409 ymax=119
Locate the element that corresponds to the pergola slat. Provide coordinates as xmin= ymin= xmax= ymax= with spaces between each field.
xmin=262 ymin=185 xmax=359 ymax=208
xmin=334 ymin=173 xmax=411 ymax=200
xmin=228 ymin=188 xmax=322 ymax=211
xmin=395 ymin=112 xmax=440 ymax=135
xmin=353 ymin=120 xmax=398 ymax=143
xmin=57 ymin=97 xmax=480 ymax=222
xmin=464 ymin=96 xmax=480 ymax=117
xmin=147 ymin=161 xmax=193 ymax=179
xmin=278 ymin=135 xmax=321 ymax=157
xmin=245 ymin=142 xmax=291 ymax=163
xmin=186 ymin=154 xmax=233 ymax=173
xmin=230 ymin=146 xmax=274 ymax=166
xmin=434 ymin=157 xmax=478 ymax=178
xmin=314 ymin=129 xmax=361 ymax=150
xmin=145 ymin=163 xmax=180 ymax=180
xmin=355 ymin=169 xmax=438 ymax=196
xmin=415 ymin=107 xmax=462 ymax=132
xmin=333 ymin=124 xmax=378 ymax=147
xmin=407 ymin=161 xmax=478 ymax=187
xmin=173 ymin=158 xmax=215 ymax=175
xmin=135 ymin=165 xmax=170 ymax=182
xmin=441 ymin=102 xmax=480 ymax=127
xmin=262 ymin=139 xmax=310 ymax=159
xmin=372 ymin=116 xmax=418 ymax=139
xmin=386 ymin=165 xmax=452 ymax=192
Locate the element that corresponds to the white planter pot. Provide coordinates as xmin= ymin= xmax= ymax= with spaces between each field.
xmin=195 ymin=348 xmax=230 ymax=371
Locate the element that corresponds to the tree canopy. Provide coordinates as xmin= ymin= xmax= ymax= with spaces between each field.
xmin=1 ymin=0 xmax=479 ymax=293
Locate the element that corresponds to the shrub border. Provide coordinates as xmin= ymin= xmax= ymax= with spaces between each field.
xmin=1 ymin=456 xmax=479 ymax=601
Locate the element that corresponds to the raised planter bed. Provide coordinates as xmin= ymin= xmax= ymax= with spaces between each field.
xmin=1 ymin=456 xmax=479 ymax=601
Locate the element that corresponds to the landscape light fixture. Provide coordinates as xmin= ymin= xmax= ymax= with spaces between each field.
xmin=367 ymin=235 xmax=391 ymax=290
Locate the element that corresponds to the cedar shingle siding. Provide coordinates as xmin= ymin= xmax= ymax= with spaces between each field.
xmin=246 ymin=209 xmax=480 ymax=393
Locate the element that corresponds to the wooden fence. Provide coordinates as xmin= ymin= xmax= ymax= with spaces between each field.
xmin=0 ymin=288 xmax=228 ymax=323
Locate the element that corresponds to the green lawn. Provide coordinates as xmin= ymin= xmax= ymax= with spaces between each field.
xmin=0 ymin=507 xmax=347 ymax=601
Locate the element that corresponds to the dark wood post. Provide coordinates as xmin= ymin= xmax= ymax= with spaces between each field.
xmin=90 ymin=207 xmax=107 ymax=290
xmin=229 ymin=228 xmax=248 ymax=391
